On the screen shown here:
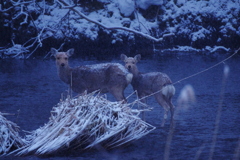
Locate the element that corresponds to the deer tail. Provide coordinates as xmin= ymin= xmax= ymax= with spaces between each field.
xmin=162 ymin=84 xmax=175 ymax=99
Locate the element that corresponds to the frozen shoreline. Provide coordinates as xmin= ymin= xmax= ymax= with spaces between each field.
xmin=0 ymin=0 xmax=239 ymax=58
xmin=0 ymin=44 xmax=233 ymax=59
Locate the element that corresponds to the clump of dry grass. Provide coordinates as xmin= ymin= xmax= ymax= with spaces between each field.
xmin=12 ymin=92 xmax=155 ymax=156
xmin=0 ymin=113 xmax=26 ymax=155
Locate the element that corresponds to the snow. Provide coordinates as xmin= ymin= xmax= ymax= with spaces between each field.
xmin=161 ymin=45 xmax=231 ymax=54
xmin=161 ymin=46 xmax=201 ymax=53
xmin=205 ymin=46 xmax=230 ymax=53
xmin=136 ymin=0 xmax=163 ymax=10
xmin=0 ymin=113 xmax=26 ymax=154
xmin=2 ymin=0 xmax=239 ymax=58
xmin=84 ymin=63 xmax=130 ymax=75
xmin=30 ymin=0 xmax=239 ymax=44
xmin=30 ymin=0 xmax=166 ymax=41
xmin=10 ymin=93 xmax=155 ymax=156
xmin=191 ymin=28 xmax=211 ymax=42
xmin=117 ymin=0 xmax=135 ymax=16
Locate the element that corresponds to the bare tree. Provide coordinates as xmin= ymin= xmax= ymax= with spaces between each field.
xmin=0 ymin=0 xmax=173 ymax=58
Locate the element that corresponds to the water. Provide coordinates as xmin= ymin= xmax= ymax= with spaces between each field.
xmin=0 ymin=53 xmax=239 ymax=160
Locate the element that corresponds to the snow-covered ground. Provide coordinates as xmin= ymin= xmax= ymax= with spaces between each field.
xmin=0 ymin=0 xmax=239 ymax=58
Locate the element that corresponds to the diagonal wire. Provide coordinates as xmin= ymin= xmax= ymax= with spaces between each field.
xmin=129 ymin=47 xmax=240 ymax=104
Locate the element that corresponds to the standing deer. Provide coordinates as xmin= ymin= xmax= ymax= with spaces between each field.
xmin=51 ymin=48 xmax=132 ymax=102
xmin=121 ymin=54 xmax=175 ymax=126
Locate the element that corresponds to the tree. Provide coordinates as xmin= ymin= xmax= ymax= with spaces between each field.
xmin=0 ymin=0 xmax=239 ymax=58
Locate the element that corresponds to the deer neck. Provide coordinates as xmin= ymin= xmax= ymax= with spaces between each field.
xmin=129 ymin=67 xmax=141 ymax=81
xmin=57 ymin=65 xmax=72 ymax=84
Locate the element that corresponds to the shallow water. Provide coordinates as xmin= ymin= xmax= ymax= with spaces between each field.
xmin=0 ymin=53 xmax=240 ymax=160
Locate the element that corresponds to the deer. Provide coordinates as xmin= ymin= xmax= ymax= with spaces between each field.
xmin=51 ymin=48 xmax=133 ymax=102
xmin=121 ymin=54 xmax=175 ymax=126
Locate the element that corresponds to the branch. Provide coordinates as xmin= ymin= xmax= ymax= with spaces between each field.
xmin=12 ymin=4 xmax=28 ymax=25
xmin=26 ymin=27 xmax=55 ymax=58
xmin=10 ymin=0 xmax=32 ymax=5
xmin=57 ymin=0 xmax=174 ymax=42
xmin=0 ymin=5 xmax=14 ymax=12
xmin=1 ymin=0 xmax=33 ymax=25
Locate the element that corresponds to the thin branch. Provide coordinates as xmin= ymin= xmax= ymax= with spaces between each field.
xmin=0 ymin=6 xmax=14 ymax=12
xmin=134 ymin=1 xmax=151 ymax=35
xmin=26 ymin=43 xmax=41 ymax=59
xmin=57 ymin=0 xmax=174 ymax=42
xmin=11 ymin=1 xmax=31 ymax=25
xmin=10 ymin=0 xmax=32 ymax=6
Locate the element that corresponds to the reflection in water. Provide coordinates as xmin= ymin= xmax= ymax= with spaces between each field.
xmin=0 ymin=54 xmax=239 ymax=160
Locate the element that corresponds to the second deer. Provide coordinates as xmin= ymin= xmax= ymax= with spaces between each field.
xmin=51 ymin=48 xmax=133 ymax=102
xmin=121 ymin=54 xmax=175 ymax=126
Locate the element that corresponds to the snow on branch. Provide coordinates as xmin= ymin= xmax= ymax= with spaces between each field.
xmin=57 ymin=0 xmax=174 ymax=42
xmin=12 ymin=4 xmax=28 ymax=25
xmin=2 ymin=0 xmax=33 ymax=25
xmin=0 ymin=26 xmax=57 ymax=59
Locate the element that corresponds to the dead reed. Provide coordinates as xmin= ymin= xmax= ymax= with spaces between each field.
xmin=0 ymin=113 xmax=26 ymax=155
xmin=10 ymin=92 xmax=155 ymax=156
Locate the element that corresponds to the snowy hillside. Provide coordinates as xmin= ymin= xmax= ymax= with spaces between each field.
xmin=0 ymin=0 xmax=239 ymax=58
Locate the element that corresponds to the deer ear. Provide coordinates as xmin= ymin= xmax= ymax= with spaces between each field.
xmin=51 ymin=48 xmax=58 ymax=57
xmin=67 ymin=48 xmax=74 ymax=57
xmin=134 ymin=54 xmax=141 ymax=62
xmin=120 ymin=54 xmax=127 ymax=61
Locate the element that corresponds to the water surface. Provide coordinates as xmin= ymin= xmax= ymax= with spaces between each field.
xmin=0 ymin=53 xmax=239 ymax=160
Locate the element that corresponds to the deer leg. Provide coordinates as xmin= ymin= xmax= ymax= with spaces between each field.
xmin=109 ymin=87 xmax=126 ymax=102
xmin=165 ymin=96 xmax=175 ymax=126
xmin=154 ymin=93 xmax=170 ymax=127
xmin=167 ymin=100 xmax=175 ymax=127
xmin=169 ymin=100 xmax=175 ymax=121
xmin=138 ymin=94 xmax=147 ymax=121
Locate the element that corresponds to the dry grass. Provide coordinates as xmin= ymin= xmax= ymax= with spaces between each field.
xmin=3 ymin=91 xmax=155 ymax=156
xmin=0 ymin=113 xmax=26 ymax=155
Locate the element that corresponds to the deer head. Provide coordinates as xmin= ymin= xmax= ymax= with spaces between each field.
xmin=51 ymin=48 xmax=74 ymax=68
xmin=120 ymin=54 xmax=141 ymax=75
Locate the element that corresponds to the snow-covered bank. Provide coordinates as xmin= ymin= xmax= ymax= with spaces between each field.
xmin=0 ymin=0 xmax=239 ymax=58
xmin=157 ymin=45 xmax=231 ymax=55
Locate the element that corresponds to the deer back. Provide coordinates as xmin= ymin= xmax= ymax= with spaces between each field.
xmin=121 ymin=54 xmax=172 ymax=96
xmin=52 ymin=48 xmax=131 ymax=96
xmin=132 ymin=72 xmax=172 ymax=95
xmin=70 ymin=63 xmax=130 ymax=93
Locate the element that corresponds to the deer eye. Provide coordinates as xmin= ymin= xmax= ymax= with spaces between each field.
xmin=65 ymin=57 xmax=68 ymax=60
xmin=57 ymin=57 xmax=60 ymax=60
